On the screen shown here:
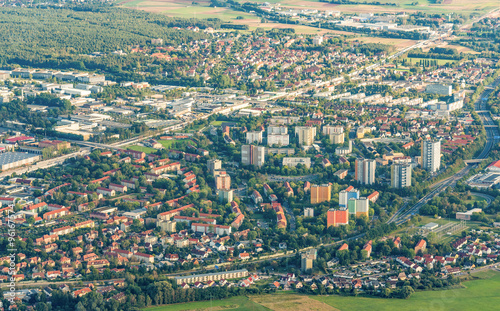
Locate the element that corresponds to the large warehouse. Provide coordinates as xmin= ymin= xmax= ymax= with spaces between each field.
xmin=0 ymin=152 xmax=40 ymax=171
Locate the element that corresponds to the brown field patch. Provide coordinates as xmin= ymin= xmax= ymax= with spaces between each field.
xmin=349 ymin=37 xmax=417 ymax=49
xmin=422 ymin=41 xmax=480 ymax=54
xmin=251 ymin=294 xmax=339 ymax=311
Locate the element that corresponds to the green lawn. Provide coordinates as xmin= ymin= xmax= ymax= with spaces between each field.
xmin=127 ymin=145 xmax=157 ymax=154
xmin=210 ymin=121 xmax=225 ymax=126
xmin=463 ymin=195 xmax=487 ymax=206
xmin=144 ymin=296 xmax=270 ymax=311
xmin=158 ymin=139 xmax=195 ymax=149
xmin=313 ymin=270 xmax=500 ymax=311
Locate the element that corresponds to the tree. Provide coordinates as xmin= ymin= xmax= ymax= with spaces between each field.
xmin=75 ymin=302 xmax=87 ymax=311
xmin=400 ymin=285 xmax=414 ymax=299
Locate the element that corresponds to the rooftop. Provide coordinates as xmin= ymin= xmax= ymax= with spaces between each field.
xmin=0 ymin=152 xmax=39 ymax=166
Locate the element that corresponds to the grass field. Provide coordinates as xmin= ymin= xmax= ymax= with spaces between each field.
xmin=127 ymin=145 xmax=157 ymax=154
xmin=463 ymin=195 xmax=487 ymax=206
xmin=314 ymin=270 xmax=500 ymax=311
xmin=145 ymin=270 xmax=500 ymax=311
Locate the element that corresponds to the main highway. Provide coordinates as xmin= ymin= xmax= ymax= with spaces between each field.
xmin=388 ymin=76 xmax=500 ymax=225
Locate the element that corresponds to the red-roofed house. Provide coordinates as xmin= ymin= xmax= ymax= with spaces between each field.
xmin=415 ymin=239 xmax=427 ymax=254
xmin=43 ymin=208 xmax=70 ymax=220
xmin=367 ymin=191 xmax=379 ymax=203
xmin=487 ymin=160 xmax=500 ymax=172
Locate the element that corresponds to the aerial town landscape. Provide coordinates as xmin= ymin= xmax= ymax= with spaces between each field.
xmin=0 ymin=0 xmax=500 ymax=310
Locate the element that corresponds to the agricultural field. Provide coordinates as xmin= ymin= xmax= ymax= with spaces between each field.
xmin=232 ymin=0 xmax=499 ymax=14
xmin=143 ymin=295 xmax=271 ymax=311
xmin=251 ymin=294 xmax=337 ymax=311
xmin=118 ymin=0 xmax=250 ymax=20
xmin=117 ymin=0 xmax=498 ymax=36
xmin=145 ymin=271 xmax=500 ymax=310
xmin=117 ymin=0 xmax=352 ymax=34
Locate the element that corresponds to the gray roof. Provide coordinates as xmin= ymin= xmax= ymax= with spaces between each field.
xmin=0 ymin=152 xmax=39 ymax=166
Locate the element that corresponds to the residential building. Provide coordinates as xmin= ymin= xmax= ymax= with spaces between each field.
xmin=323 ymin=125 xmax=344 ymax=144
xmin=251 ymin=190 xmax=263 ymax=204
xmin=295 ymin=126 xmax=316 ymax=146
xmin=347 ymin=197 xmax=369 ymax=218
xmin=282 ymin=157 xmax=311 ymax=168
xmin=207 ymin=159 xmax=222 ymax=174
xmin=246 ymin=131 xmax=263 ymax=144
xmin=329 ymin=132 xmax=345 ymax=144
xmin=334 ymin=169 xmax=348 ymax=179
xmin=415 ymin=239 xmax=427 ymax=254
xmin=327 ymin=208 xmax=349 ymax=227
xmin=312 ymin=36 xmax=323 ymax=45
xmin=301 ymin=253 xmax=314 ymax=272
xmin=174 ymin=269 xmax=248 ymax=285
xmin=335 ymin=140 xmax=353 ymax=156
xmin=355 ymin=158 xmax=376 ymax=185
xmin=241 ymin=145 xmax=265 ymax=167
xmin=267 ymin=134 xmax=289 ymax=146
xmin=215 ymin=172 xmax=231 ymax=190
xmin=310 ymin=184 xmax=331 ymax=204
xmin=425 ymin=83 xmax=452 ymax=96
xmin=267 ymin=126 xmax=288 ymax=135
xmin=339 ymin=186 xmax=359 ymax=208
xmin=304 ymin=208 xmax=314 ymax=217
xmin=158 ymin=220 xmax=176 ymax=232
xmin=322 ymin=125 xmax=343 ymax=135
xmin=422 ymin=140 xmax=441 ymax=173
xmin=391 ymin=163 xmax=412 ymax=188
xmin=218 ymin=189 xmax=234 ymax=203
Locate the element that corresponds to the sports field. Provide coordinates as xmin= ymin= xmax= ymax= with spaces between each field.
xmin=158 ymin=139 xmax=194 ymax=148
xmin=145 ymin=270 xmax=500 ymax=311
xmin=127 ymin=145 xmax=157 ymax=154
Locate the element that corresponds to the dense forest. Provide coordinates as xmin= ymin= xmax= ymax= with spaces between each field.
xmin=0 ymin=6 xmax=216 ymax=72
